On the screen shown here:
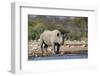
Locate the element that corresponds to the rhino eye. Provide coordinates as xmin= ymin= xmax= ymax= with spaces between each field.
xmin=57 ymin=33 xmax=59 ymax=36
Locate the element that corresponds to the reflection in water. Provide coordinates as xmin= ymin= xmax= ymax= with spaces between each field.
xmin=28 ymin=51 xmax=88 ymax=61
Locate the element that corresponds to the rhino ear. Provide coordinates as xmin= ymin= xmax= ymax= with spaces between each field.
xmin=57 ymin=33 xmax=59 ymax=36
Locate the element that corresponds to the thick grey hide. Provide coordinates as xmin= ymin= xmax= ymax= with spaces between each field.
xmin=40 ymin=30 xmax=64 ymax=54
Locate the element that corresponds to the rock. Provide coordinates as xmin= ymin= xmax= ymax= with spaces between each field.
xmin=28 ymin=40 xmax=88 ymax=56
xmin=70 ymin=45 xmax=74 ymax=48
xmin=38 ymin=39 xmax=40 ymax=42
xmin=81 ymin=40 xmax=86 ymax=44
xmin=28 ymin=40 xmax=41 ymax=56
xmin=66 ymin=45 xmax=70 ymax=48
xmin=48 ymin=47 xmax=52 ymax=51
xmin=81 ymin=44 xmax=85 ymax=47
xmin=60 ymin=51 xmax=64 ymax=55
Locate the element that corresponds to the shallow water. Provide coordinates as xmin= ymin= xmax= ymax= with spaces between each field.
xmin=28 ymin=53 xmax=88 ymax=61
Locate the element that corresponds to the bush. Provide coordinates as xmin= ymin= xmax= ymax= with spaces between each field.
xmin=28 ymin=15 xmax=88 ymax=41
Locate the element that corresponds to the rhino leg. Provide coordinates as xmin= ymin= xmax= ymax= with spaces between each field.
xmin=56 ymin=44 xmax=60 ymax=54
xmin=44 ymin=44 xmax=49 ymax=56
xmin=52 ymin=43 xmax=57 ymax=55
xmin=44 ymin=44 xmax=48 ymax=51
xmin=40 ymin=39 xmax=44 ymax=56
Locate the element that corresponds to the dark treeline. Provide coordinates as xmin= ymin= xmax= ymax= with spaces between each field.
xmin=28 ymin=15 xmax=88 ymax=41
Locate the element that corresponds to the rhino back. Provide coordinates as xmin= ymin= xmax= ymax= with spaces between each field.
xmin=41 ymin=30 xmax=52 ymax=45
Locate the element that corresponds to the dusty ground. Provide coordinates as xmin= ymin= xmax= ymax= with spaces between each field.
xmin=28 ymin=40 xmax=88 ymax=60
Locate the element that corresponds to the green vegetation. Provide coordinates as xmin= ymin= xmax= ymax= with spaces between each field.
xmin=28 ymin=15 xmax=88 ymax=41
